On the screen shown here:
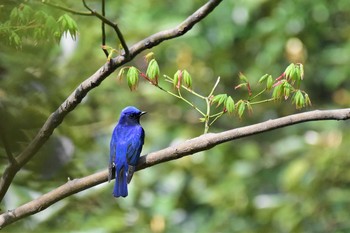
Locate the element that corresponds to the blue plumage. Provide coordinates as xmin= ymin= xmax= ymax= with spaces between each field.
xmin=108 ymin=106 xmax=146 ymax=198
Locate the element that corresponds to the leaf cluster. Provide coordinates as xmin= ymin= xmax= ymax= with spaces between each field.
xmin=0 ymin=3 xmax=78 ymax=48
xmin=116 ymin=55 xmax=311 ymax=132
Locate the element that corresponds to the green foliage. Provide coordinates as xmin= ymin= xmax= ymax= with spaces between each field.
xmin=146 ymin=59 xmax=160 ymax=85
xmin=0 ymin=3 xmax=78 ymax=48
xmin=126 ymin=66 xmax=139 ymax=91
xmin=118 ymin=59 xmax=310 ymax=132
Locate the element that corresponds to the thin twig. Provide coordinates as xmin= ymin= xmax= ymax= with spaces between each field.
xmin=42 ymin=1 xmax=92 ymax=16
xmin=101 ymin=0 xmax=109 ymax=57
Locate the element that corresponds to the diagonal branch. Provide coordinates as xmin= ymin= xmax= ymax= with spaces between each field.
xmin=0 ymin=108 xmax=349 ymax=229
xmin=0 ymin=0 xmax=223 ymax=203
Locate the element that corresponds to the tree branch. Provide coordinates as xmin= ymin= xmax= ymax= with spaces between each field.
xmin=101 ymin=0 xmax=109 ymax=57
xmin=42 ymin=1 xmax=92 ymax=16
xmin=82 ymin=0 xmax=130 ymax=57
xmin=0 ymin=0 xmax=223 ymax=202
xmin=0 ymin=108 xmax=349 ymax=229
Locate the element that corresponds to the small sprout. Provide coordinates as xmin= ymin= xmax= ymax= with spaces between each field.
xmin=212 ymin=94 xmax=227 ymax=107
xmin=146 ymin=59 xmax=160 ymax=85
xmin=283 ymin=82 xmax=292 ymax=100
xmin=266 ymin=75 xmax=273 ymax=90
xmin=272 ymin=81 xmax=284 ymax=100
xmin=237 ymin=100 xmax=246 ymax=118
xmin=238 ymin=72 xmax=248 ymax=82
xmin=173 ymin=70 xmax=182 ymax=89
xmin=117 ymin=67 xmax=126 ymax=81
xmin=199 ymin=117 xmax=206 ymax=122
xmin=234 ymin=83 xmax=248 ymax=90
xmin=225 ymin=96 xmax=235 ymax=114
xmin=127 ymin=66 xmax=139 ymax=91
xmin=284 ymin=63 xmax=295 ymax=80
xmin=246 ymin=102 xmax=253 ymax=114
xmin=298 ymin=63 xmax=304 ymax=80
xmin=258 ymin=74 xmax=270 ymax=83
xmin=292 ymin=90 xmax=305 ymax=109
xmin=183 ymin=70 xmax=192 ymax=89
xmin=305 ymin=93 xmax=312 ymax=106
xmin=144 ymin=52 xmax=155 ymax=63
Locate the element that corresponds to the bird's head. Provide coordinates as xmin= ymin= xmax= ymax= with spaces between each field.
xmin=119 ymin=106 xmax=146 ymax=125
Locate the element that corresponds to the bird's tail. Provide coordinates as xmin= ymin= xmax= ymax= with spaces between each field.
xmin=113 ymin=164 xmax=128 ymax=198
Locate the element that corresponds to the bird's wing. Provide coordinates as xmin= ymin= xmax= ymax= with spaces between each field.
xmin=125 ymin=127 xmax=144 ymax=183
xmin=126 ymin=126 xmax=145 ymax=166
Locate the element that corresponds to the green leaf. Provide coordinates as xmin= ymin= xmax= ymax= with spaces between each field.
xmin=183 ymin=70 xmax=192 ymax=88
xmin=10 ymin=7 xmax=18 ymax=21
xmin=272 ymin=81 xmax=284 ymax=100
xmin=237 ymin=100 xmax=246 ymax=118
xmin=258 ymin=74 xmax=269 ymax=83
xmin=299 ymin=63 xmax=304 ymax=80
xmin=292 ymin=90 xmax=304 ymax=109
xmin=144 ymin=52 xmax=155 ymax=63
xmin=283 ymin=82 xmax=292 ymax=100
xmin=238 ymin=72 xmax=248 ymax=82
xmin=146 ymin=59 xmax=160 ymax=84
xmin=127 ymin=67 xmax=139 ymax=91
xmin=212 ymin=94 xmax=227 ymax=107
xmin=305 ymin=93 xmax=312 ymax=106
xmin=117 ymin=68 xmax=126 ymax=81
xmin=58 ymin=14 xmax=78 ymax=40
xmin=225 ymin=96 xmax=235 ymax=113
xmin=284 ymin=63 xmax=295 ymax=79
xmin=266 ymin=75 xmax=273 ymax=90
xmin=173 ymin=70 xmax=182 ymax=89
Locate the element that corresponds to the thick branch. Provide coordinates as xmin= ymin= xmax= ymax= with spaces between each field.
xmin=0 ymin=108 xmax=349 ymax=229
xmin=0 ymin=0 xmax=223 ymax=202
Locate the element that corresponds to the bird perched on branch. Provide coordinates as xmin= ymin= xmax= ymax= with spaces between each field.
xmin=108 ymin=106 xmax=146 ymax=197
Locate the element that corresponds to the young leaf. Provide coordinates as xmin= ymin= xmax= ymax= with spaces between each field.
xmin=266 ymin=75 xmax=273 ymax=90
xmin=146 ymin=59 xmax=160 ymax=84
xmin=258 ymin=74 xmax=269 ymax=83
xmin=117 ymin=67 xmax=126 ymax=81
xmin=272 ymin=81 xmax=284 ymax=100
xmin=212 ymin=94 xmax=227 ymax=107
xmin=292 ymin=90 xmax=304 ymax=109
xmin=239 ymin=72 xmax=248 ymax=82
xmin=144 ymin=52 xmax=155 ymax=63
xmin=283 ymin=82 xmax=292 ymax=100
xmin=284 ymin=63 xmax=295 ymax=80
xmin=225 ymin=96 xmax=235 ymax=113
xmin=298 ymin=63 xmax=304 ymax=80
xmin=237 ymin=100 xmax=246 ymax=118
xmin=127 ymin=67 xmax=139 ymax=91
xmin=183 ymin=70 xmax=192 ymax=89
xmin=173 ymin=70 xmax=182 ymax=89
xmin=304 ymin=93 xmax=312 ymax=106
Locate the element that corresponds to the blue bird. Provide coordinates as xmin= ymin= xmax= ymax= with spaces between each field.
xmin=108 ymin=106 xmax=146 ymax=198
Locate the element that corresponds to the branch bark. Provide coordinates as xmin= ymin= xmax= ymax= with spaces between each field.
xmin=0 ymin=0 xmax=223 ymax=202
xmin=0 ymin=108 xmax=349 ymax=229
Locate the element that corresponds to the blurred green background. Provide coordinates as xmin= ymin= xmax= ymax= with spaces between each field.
xmin=1 ymin=0 xmax=350 ymax=232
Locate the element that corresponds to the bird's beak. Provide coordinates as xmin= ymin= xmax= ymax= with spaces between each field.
xmin=140 ymin=111 xmax=147 ymax=116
